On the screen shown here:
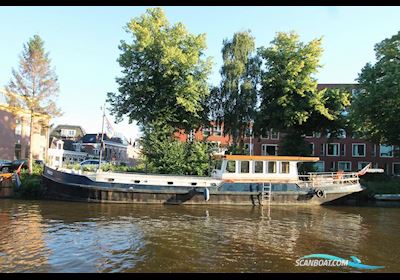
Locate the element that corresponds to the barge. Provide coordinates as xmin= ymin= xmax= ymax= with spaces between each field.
xmin=42 ymin=155 xmax=364 ymax=206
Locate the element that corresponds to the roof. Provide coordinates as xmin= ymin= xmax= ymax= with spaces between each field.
xmin=81 ymin=133 xmax=103 ymax=143
xmin=222 ymin=155 xmax=320 ymax=162
xmin=50 ymin=124 xmax=86 ymax=137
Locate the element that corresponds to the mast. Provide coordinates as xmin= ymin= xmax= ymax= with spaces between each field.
xmin=98 ymin=102 xmax=106 ymax=171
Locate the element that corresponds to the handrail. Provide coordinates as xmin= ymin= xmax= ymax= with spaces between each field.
xmin=297 ymin=172 xmax=359 ymax=188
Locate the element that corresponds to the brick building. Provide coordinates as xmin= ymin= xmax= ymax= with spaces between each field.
xmin=177 ymin=84 xmax=400 ymax=176
xmin=0 ymin=103 xmax=51 ymax=161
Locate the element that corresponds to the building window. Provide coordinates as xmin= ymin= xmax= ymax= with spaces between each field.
xmin=202 ymin=127 xmax=211 ymax=137
xmin=15 ymin=119 xmax=22 ymax=136
xmin=338 ymin=161 xmax=352 ymax=171
xmin=352 ymin=144 xmax=366 ymax=157
xmin=254 ymin=161 xmax=263 ymax=173
xmin=226 ymin=161 xmax=236 ymax=173
xmin=270 ymin=130 xmax=279 ymax=140
xmin=188 ymin=129 xmax=195 ymax=143
xmin=305 ymin=132 xmax=314 ymax=138
xmin=260 ymin=128 xmax=269 ymax=139
xmin=329 ymin=161 xmax=336 ymax=171
xmin=25 ymin=145 xmax=30 ymax=158
xmin=326 ymin=143 xmax=340 ymax=156
xmin=213 ymin=123 xmax=222 ymax=136
xmin=371 ymin=144 xmax=376 ymax=157
xmin=244 ymin=143 xmax=254 ymax=155
xmin=14 ymin=143 xmax=22 ymax=160
xmin=313 ymin=161 xmax=325 ymax=172
xmin=337 ymin=129 xmax=346 ymax=139
xmin=320 ymin=144 xmax=325 ymax=156
xmin=280 ymin=162 xmax=290 ymax=174
xmin=380 ymin=145 xmax=393 ymax=157
xmin=261 ymin=144 xmax=278 ymax=156
xmin=358 ymin=162 xmax=370 ymax=171
xmin=341 ymin=144 xmax=346 ymax=156
xmin=309 ymin=143 xmax=314 ymax=156
xmin=267 ymin=162 xmax=276 ymax=173
xmin=240 ymin=161 xmax=250 ymax=173
xmin=61 ymin=129 xmax=76 ymax=137
xmin=393 ymin=163 xmax=400 ymax=176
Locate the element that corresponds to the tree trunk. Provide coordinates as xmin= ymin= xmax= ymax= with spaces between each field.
xmin=29 ymin=111 xmax=34 ymax=174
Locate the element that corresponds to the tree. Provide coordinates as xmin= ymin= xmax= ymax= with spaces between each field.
xmin=216 ymin=31 xmax=261 ymax=148
xmin=350 ymin=31 xmax=400 ymax=146
xmin=107 ymin=8 xmax=212 ymax=133
xmin=140 ymin=122 xmax=210 ymax=175
xmin=4 ymin=35 xmax=61 ymax=173
xmin=256 ymin=31 xmax=350 ymax=155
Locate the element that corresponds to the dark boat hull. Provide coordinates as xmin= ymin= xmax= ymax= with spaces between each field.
xmin=42 ymin=167 xmax=359 ymax=206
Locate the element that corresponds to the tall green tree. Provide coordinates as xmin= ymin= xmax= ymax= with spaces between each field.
xmin=4 ymin=35 xmax=61 ymax=173
xmin=256 ymin=31 xmax=350 ymax=155
xmin=140 ymin=122 xmax=210 ymax=175
xmin=350 ymin=31 xmax=400 ymax=146
xmin=107 ymin=8 xmax=212 ymax=133
xmin=216 ymin=31 xmax=261 ymax=148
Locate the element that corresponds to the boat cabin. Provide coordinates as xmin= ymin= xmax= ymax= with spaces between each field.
xmin=211 ymin=155 xmax=320 ymax=182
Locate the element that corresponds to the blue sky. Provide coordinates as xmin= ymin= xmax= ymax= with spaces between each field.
xmin=1 ymin=6 xmax=399 ymax=141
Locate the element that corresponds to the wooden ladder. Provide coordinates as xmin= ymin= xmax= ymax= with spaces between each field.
xmin=260 ymin=182 xmax=272 ymax=206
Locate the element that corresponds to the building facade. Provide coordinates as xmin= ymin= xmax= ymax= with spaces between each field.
xmin=0 ymin=103 xmax=50 ymax=161
xmin=177 ymin=84 xmax=400 ymax=176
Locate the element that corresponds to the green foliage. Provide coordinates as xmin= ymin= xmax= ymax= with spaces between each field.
xmin=4 ymin=34 xmax=61 ymax=173
xmin=140 ymin=123 xmax=211 ymax=175
xmin=14 ymin=163 xmax=45 ymax=198
xmin=350 ymin=30 xmax=400 ymax=146
xmin=361 ymin=177 xmax=400 ymax=196
xmin=226 ymin=144 xmax=246 ymax=155
xmin=278 ymin=131 xmax=312 ymax=156
xmin=214 ymin=31 xmax=261 ymax=147
xmin=107 ymin=7 xmax=212 ymax=132
xmin=255 ymin=32 xmax=350 ymax=138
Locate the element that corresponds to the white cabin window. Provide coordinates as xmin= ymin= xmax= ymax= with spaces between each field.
xmin=352 ymin=144 xmax=366 ymax=157
xmin=281 ymin=162 xmax=290 ymax=174
xmin=267 ymin=162 xmax=277 ymax=173
xmin=226 ymin=161 xmax=236 ymax=173
xmin=240 ymin=161 xmax=250 ymax=173
xmin=254 ymin=161 xmax=263 ymax=173
xmin=214 ymin=160 xmax=223 ymax=170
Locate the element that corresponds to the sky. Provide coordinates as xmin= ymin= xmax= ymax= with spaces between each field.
xmin=0 ymin=6 xmax=399 ymax=141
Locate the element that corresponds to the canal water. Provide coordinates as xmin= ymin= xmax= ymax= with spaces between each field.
xmin=0 ymin=199 xmax=399 ymax=272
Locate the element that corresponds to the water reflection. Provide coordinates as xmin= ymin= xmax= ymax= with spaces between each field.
xmin=0 ymin=199 xmax=399 ymax=272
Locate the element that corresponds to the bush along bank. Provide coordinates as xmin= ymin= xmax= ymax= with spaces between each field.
xmin=13 ymin=163 xmax=46 ymax=199
xmin=347 ymin=173 xmax=400 ymax=202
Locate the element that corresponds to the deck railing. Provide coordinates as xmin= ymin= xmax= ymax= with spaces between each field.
xmin=297 ymin=172 xmax=359 ymax=188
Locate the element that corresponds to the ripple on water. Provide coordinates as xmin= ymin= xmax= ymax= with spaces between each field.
xmin=1 ymin=200 xmax=400 ymax=272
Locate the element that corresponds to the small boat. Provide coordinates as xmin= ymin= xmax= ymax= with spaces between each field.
xmin=0 ymin=172 xmax=15 ymax=198
xmin=42 ymin=155 xmax=364 ymax=205
xmin=373 ymin=194 xmax=400 ymax=201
